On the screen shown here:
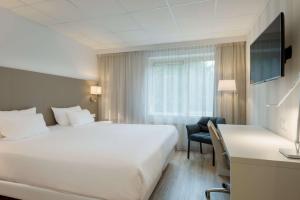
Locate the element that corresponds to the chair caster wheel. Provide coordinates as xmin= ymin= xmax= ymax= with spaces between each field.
xmin=222 ymin=183 xmax=229 ymax=190
xmin=205 ymin=191 xmax=210 ymax=199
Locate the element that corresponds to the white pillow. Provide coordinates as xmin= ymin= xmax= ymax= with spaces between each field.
xmin=0 ymin=113 xmax=48 ymax=140
xmin=0 ymin=107 xmax=36 ymax=116
xmin=21 ymin=107 xmax=37 ymax=114
xmin=52 ymin=106 xmax=81 ymax=126
xmin=67 ymin=109 xmax=94 ymax=126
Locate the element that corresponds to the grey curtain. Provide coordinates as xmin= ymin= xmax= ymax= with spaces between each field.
xmin=214 ymin=42 xmax=246 ymax=124
xmin=98 ymin=51 xmax=147 ymax=124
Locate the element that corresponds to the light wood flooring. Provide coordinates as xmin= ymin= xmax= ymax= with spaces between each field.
xmin=149 ymin=151 xmax=230 ymax=200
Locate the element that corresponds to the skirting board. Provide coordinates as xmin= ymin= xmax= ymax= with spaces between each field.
xmin=0 ymin=180 xmax=101 ymax=200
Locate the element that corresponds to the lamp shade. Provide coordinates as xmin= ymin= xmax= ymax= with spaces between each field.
xmin=90 ymin=86 xmax=102 ymax=95
xmin=218 ymin=80 xmax=236 ymax=91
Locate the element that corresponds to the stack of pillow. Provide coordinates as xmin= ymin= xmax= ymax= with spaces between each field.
xmin=0 ymin=106 xmax=94 ymax=140
xmin=51 ymin=106 xmax=94 ymax=127
xmin=0 ymin=107 xmax=48 ymax=140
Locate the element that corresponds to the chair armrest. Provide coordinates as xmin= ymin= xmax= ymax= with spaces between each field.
xmin=186 ymin=124 xmax=201 ymax=135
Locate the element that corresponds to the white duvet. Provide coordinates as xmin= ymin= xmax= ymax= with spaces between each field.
xmin=0 ymin=122 xmax=178 ymax=200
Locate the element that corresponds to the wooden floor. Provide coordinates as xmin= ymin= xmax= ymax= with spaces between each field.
xmin=0 ymin=151 xmax=229 ymax=200
xmin=149 ymin=151 xmax=229 ymax=200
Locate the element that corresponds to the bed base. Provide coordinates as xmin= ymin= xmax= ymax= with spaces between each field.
xmin=0 ymin=180 xmax=101 ymax=200
xmin=0 ymin=149 xmax=175 ymax=200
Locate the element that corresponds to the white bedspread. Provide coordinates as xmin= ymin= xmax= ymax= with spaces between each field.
xmin=0 ymin=122 xmax=178 ymax=200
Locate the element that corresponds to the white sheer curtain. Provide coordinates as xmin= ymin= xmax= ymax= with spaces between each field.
xmin=145 ymin=46 xmax=215 ymax=149
xmin=98 ymin=45 xmax=216 ymax=150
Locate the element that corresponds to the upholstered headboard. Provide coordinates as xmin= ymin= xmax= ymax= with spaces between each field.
xmin=0 ymin=66 xmax=98 ymax=125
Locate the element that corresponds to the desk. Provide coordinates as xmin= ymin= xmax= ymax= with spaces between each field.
xmin=218 ymin=125 xmax=300 ymax=200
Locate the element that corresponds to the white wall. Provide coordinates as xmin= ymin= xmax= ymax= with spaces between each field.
xmin=247 ymin=0 xmax=300 ymax=141
xmin=0 ymin=8 xmax=98 ymax=80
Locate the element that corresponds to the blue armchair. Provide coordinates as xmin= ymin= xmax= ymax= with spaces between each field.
xmin=186 ymin=116 xmax=226 ymax=165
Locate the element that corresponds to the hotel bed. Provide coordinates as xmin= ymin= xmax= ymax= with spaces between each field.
xmin=0 ymin=122 xmax=178 ymax=200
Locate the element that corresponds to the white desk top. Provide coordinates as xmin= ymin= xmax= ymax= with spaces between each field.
xmin=218 ymin=125 xmax=300 ymax=169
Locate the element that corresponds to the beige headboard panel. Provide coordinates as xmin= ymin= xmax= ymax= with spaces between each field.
xmin=0 ymin=66 xmax=98 ymax=125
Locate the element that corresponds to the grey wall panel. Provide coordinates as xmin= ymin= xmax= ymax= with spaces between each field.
xmin=0 ymin=66 xmax=98 ymax=125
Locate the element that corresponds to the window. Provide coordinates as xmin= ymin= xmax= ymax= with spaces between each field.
xmin=147 ymin=54 xmax=215 ymax=118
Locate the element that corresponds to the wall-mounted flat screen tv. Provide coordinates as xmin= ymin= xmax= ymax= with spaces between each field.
xmin=250 ymin=12 xmax=285 ymax=84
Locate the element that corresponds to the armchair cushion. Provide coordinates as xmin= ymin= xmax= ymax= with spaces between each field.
xmin=186 ymin=124 xmax=201 ymax=135
xmin=215 ymin=117 xmax=226 ymax=125
xmin=197 ymin=117 xmax=226 ymax=130
xmin=189 ymin=132 xmax=212 ymax=144
xmin=186 ymin=116 xmax=226 ymax=141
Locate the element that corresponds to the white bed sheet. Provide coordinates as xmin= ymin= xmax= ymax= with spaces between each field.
xmin=0 ymin=122 xmax=178 ymax=200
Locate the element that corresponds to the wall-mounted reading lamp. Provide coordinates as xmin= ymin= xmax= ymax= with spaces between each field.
xmin=90 ymin=86 xmax=102 ymax=102
xmin=267 ymin=74 xmax=300 ymax=159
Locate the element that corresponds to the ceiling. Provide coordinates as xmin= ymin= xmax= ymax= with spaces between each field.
xmin=0 ymin=0 xmax=268 ymax=51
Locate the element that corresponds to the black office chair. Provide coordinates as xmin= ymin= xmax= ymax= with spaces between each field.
xmin=186 ymin=116 xmax=226 ymax=165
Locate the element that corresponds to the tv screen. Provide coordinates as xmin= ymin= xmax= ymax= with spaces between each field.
xmin=250 ymin=13 xmax=285 ymax=84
